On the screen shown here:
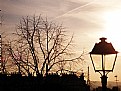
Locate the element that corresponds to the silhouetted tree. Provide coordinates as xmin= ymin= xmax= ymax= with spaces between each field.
xmin=11 ymin=15 xmax=84 ymax=76
xmin=0 ymin=34 xmax=11 ymax=74
xmin=7 ymin=39 xmax=35 ymax=75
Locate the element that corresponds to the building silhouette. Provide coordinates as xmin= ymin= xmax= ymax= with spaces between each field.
xmin=0 ymin=72 xmax=90 ymax=91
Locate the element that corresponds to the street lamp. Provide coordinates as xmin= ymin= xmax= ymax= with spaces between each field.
xmin=90 ymin=37 xmax=118 ymax=91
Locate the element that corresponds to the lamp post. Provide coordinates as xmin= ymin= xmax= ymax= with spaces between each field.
xmin=114 ymin=75 xmax=119 ymax=87
xmin=90 ymin=37 xmax=118 ymax=91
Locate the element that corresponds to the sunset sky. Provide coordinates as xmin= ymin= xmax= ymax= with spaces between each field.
xmin=1 ymin=0 xmax=121 ymax=82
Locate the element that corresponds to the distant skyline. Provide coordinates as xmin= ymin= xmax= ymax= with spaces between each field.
xmin=1 ymin=0 xmax=121 ymax=81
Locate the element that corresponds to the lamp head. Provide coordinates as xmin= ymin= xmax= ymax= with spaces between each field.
xmin=90 ymin=37 xmax=118 ymax=55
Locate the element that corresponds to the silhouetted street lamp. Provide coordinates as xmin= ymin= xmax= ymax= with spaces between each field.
xmin=114 ymin=75 xmax=119 ymax=87
xmin=90 ymin=37 xmax=118 ymax=91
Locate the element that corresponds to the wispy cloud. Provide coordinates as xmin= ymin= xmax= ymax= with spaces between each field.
xmin=1 ymin=0 xmax=121 ymax=34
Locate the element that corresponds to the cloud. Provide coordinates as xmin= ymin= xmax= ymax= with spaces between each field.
xmin=0 ymin=0 xmax=106 ymax=34
xmin=1 ymin=0 xmax=121 ymax=35
xmin=55 ymin=3 xmax=106 ymax=31
xmin=0 ymin=0 xmax=82 ymax=23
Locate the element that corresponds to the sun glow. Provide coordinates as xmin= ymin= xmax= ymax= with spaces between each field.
xmin=103 ymin=10 xmax=121 ymax=52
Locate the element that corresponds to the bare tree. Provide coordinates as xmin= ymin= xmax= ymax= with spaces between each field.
xmin=7 ymin=39 xmax=35 ymax=75
xmin=0 ymin=34 xmax=10 ymax=74
xmin=13 ymin=15 xmax=84 ymax=76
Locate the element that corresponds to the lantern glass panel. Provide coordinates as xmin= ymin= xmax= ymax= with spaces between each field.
xmin=104 ymin=54 xmax=116 ymax=70
xmin=91 ymin=55 xmax=102 ymax=70
xmin=91 ymin=54 xmax=116 ymax=71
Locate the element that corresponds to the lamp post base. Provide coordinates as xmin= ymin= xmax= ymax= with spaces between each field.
xmin=101 ymin=75 xmax=108 ymax=91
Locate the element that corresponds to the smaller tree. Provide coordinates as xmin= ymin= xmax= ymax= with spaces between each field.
xmin=7 ymin=39 xmax=35 ymax=75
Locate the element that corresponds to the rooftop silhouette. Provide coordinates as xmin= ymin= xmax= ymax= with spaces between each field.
xmin=0 ymin=72 xmax=90 ymax=91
